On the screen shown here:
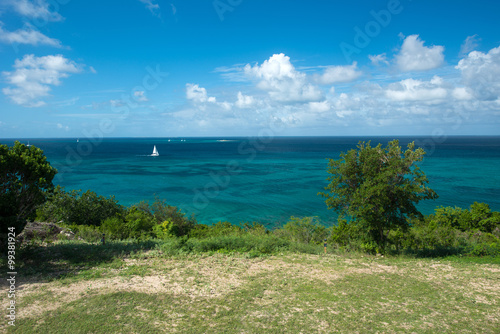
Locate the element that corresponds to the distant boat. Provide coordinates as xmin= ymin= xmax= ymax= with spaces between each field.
xmin=151 ymin=145 xmax=159 ymax=156
xmin=27 ymin=141 xmax=31 ymax=147
xmin=77 ymin=138 xmax=79 ymax=143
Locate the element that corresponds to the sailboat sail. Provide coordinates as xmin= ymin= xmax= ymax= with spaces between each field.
xmin=151 ymin=145 xmax=159 ymax=156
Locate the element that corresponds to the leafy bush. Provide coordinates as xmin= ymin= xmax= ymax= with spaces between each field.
xmin=153 ymin=220 xmax=176 ymax=239
xmin=124 ymin=207 xmax=156 ymax=239
xmin=281 ymin=216 xmax=328 ymax=244
xmin=468 ymin=242 xmax=500 ymax=257
xmin=101 ymin=216 xmax=128 ymax=240
xmin=68 ymin=224 xmax=102 ymax=243
xmin=36 ymin=186 xmax=124 ymax=226
xmin=243 ymin=222 xmax=268 ymax=236
xmin=135 ymin=197 xmax=196 ymax=237
xmin=429 ymin=202 xmax=500 ymax=233
xmin=189 ymin=221 xmax=243 ymax=239
xmin=328 ymin=219 xmax=363 ymax=250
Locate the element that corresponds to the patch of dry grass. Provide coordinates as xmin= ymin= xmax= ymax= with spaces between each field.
xmin=2 ymin=253 xmax=499 ymax=333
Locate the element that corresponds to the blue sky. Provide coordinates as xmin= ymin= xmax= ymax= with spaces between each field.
xmin=0 ymin=0 xmax=499 ymax=138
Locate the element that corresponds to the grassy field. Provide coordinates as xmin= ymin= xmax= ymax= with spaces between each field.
xmin=2 ymin=240 xmax=499 ymax=333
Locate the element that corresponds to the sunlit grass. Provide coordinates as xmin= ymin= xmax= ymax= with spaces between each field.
xmin=3 ymin=240 xmax=499 ymax=333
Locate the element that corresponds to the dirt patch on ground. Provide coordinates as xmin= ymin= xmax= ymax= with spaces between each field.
xmin=7 ymin=253 xmax=500 ymax=323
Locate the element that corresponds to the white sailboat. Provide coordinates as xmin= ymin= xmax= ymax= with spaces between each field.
xmin=151 ymin=145 xmax=159 ymax=156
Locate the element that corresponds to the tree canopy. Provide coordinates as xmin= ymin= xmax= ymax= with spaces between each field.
xmin=1 ymin=141 xmax=57 ymax=241
xmin=320 ymin=140 xmax=438 ymax=251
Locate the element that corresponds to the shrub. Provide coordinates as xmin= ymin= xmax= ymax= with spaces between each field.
xmin=189 ymin=221 xmax=243 ymax=239
xmin=282 ymin=216 xmax=328 ymax=244
xmin=68 ymin=224 xmax=102 ymax=243
xmin=328 ymin=219 xmax=362 ymax=250
xmin=429 ymin=203 xmax=500 ymax=233
xmin=135 ymin=197 xmax=196 ymax=237
xmin=36 ymin=187 xmax=124 ymax=226
xmin=243 ymin=222 xmax=268 ymax=236
xmin=153 ymin=220 xmax=176 ymax=239
xmin=124 ymin=207 xmax=156 ymax=239
xmin=101 ymin=216 xmax=128 ymax=240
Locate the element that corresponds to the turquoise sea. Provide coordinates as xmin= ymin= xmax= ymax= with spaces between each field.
xmin=3 ymin=136 xmax=500 ymax=228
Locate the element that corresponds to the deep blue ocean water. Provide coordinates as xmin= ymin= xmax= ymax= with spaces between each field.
xmin=3 ymin=136 xmax=500 ymax=228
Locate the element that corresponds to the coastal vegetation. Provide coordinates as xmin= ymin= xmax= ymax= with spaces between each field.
xmin=1 ymin=140 xmax=499 ymax=332
xmin=0 ymin=142 xmax=57 ymax=248
xmin=320 ymin=139 xmax=438 ymax=252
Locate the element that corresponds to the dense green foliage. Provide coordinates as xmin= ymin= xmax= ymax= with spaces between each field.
xmin=320 ymin=140 xmax=438 ymax=251
xmin=136 ymin=197 xmax=196 ymax=237
xmin=36 ymin=186 xmax=124 ymax=226
xmin=36 ymin=190 xmax=197 ymax=241
xmin=0 ymin=141 xmax=57 ymax=246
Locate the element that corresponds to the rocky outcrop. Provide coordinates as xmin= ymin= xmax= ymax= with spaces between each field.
xmin=17 ymin=221 xmax=75 ymax=243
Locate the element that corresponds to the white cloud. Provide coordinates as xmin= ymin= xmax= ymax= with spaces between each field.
xmin=235 ymin=92 xmax=255 ymax=108
xmin=9 ymin=0 xmax=63 ymax=22
xmin=177 ymin=42 xmax=500 ymax=135
xmin=0 ymin=23 xmax=62 ymax=47
xmin=186 ymin=84 xmax=208 ymax=102
xmin=452 ymin=87 xmax=473 ymax=100
xmin=219 ymin=101 xmax=232 ymax=111
xmin=456 ymin=46 xmax=500 ymax=100
xmin=369 ymin=53 xmax=389 ymax=66
xmin=308 ymin=100 xmax=331 ymax=112
xmin=395 ymin=34 xmax=445 ymax=72
xmin=138 ymin=0 xmax=161 ymax=17
xmin=385 ymin=76 xmax=448 ymax=102
xmin=244 ymin=53 xmax=322 ymax=102
xmin=330 ymin=93 xmax=360 ymax=118
xmin=315 ymin=62 xmax=362 ymax=85
xmin=2 ymin=54 xmax=82 ymax=107
xmin=133 ymin=90 xmax=148 ymax=102
xmin=460 ymin=35 xmax=480 ymax=57
xmin=186 ymin=83 xmax=218 ymax=106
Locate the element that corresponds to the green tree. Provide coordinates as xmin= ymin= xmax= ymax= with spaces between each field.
xmin=1 ymin=142 xmax=57 ymax=244
xmin=320 ymin=140 xmax=438 ymax=252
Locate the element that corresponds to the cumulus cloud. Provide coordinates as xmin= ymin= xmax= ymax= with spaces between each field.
xmin=330 ymin=93 xmax=361 ymax=118
xmin=138 ymin=0 xmax=161 ymax=17
xmin=2 ymin=54 xmax=82 ymax=107
xmin=456 ymin=46 xmax=500 ymax=100
xmin=186 ymin=83 xmax=216 ymax=103
xmin=308 ymin=100 xmax=331 ymax=112
xmin=452 ymin=87 xmax=473 ymax=100
xmin=244 ymin=53 xmax=322 ymax=102
xmin=0 ymin=23 xmax=62 ymax=47
xmin=315 ymin=62 xmax=362 ymax=85
xmin=9 ymin=0 xmax=63 ymax=22
xmin=395 ymin=35 xmax=445 ymax=72
xmin=235 ymin=91 xmax=255 ymax=108
xmin=385 ymin=76 xmax=448 ymax=102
